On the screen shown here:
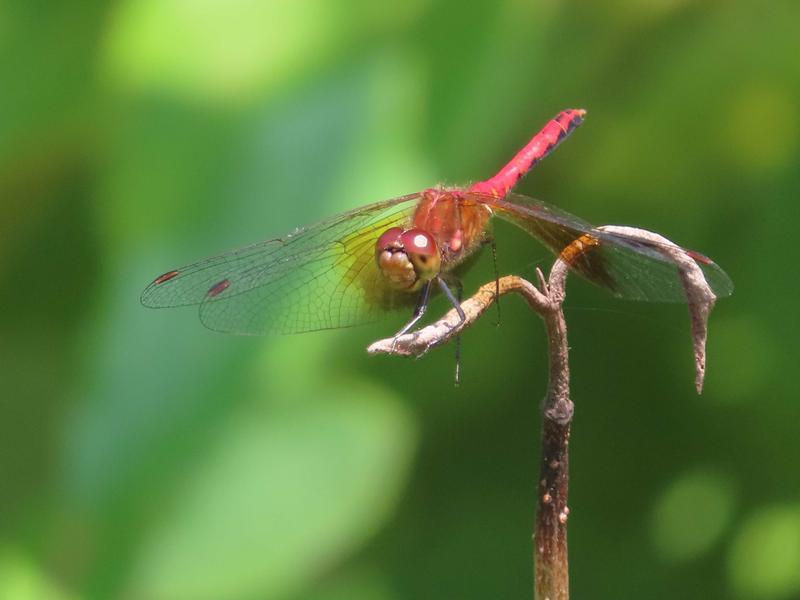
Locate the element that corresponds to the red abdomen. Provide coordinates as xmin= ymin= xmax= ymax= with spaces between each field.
xmin=470 ymin=109 xmax=586 ymax=198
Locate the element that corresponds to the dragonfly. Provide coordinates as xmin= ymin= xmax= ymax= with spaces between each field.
xmin=142 ymin=109 xmax=732 ymax=338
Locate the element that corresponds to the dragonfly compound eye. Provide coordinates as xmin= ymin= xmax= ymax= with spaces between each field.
xmin=376 ymin=227 xmax=416 ymax=290
xmin=375 ymin=227 xmax=404 ymax=253
xmin=375 ymin=227 xmax=440 ymax=290
xmin=400 ymin=229 xmax=441 ymax=281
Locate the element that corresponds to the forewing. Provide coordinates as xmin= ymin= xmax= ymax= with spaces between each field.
xmin=141 ymin=194 xmax=421 ymax=334
xmin=471 ymin=192 xmax=733 ymax=302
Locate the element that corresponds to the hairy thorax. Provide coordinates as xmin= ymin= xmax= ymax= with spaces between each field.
xmin=412 ymin=187 xmax=493 ymax=267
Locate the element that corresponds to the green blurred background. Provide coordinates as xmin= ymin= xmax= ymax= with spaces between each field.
xmin=2 ymin=1 xmax=798 ymax=598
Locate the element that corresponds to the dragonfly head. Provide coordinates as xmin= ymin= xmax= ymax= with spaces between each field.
xmin=376 ymin=227 xmax=441 ymax=291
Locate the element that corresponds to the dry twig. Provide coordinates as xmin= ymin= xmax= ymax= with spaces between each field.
xmin=367 ymin=226 xmax=721 ymax=599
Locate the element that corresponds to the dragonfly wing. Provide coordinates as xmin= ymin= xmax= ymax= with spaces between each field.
xmin=141 ymin=194 xmax=422 ymax=334
xmin=555 ymin=231 xmax=734 ymax=302
xmin=470 ymin=192 xmax=733 ymax=302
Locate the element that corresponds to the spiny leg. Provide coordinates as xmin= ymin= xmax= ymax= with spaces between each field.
xmin=479 ymin=235 xmax=502 ymax=326
xmin=437 ymin=276 xmax=466 ymax=385
xmin=436 ymin=276 xmax=466 ymax=326
xmin=454 ymin=280 xmax=463 ymax=386
xmin=490 ymin=237 xmax=501 ymax=326
xmin=393 ymin=279 xmax=433 ymax=339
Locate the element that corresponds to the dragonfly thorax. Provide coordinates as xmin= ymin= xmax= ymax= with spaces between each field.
xmin=375 ymin=227 xmax=441 ymax=291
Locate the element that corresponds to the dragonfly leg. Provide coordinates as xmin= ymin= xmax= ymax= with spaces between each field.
xmin=436 ymin=277 xmax=466 ymax=326
xmin=489 ymin=237 xmax=501 ymax=326
xmin=393 ymin=279 xmax=433 ymax=338
xmin=478 ymin=235 xmax=502 ymax=326
xmin=454 ymin=280 xmax=463 ymax=386
xmin=437 ymin=274 xmax=467 ymax=386
xmin=443 ymin=275 xmax=464 ymax=303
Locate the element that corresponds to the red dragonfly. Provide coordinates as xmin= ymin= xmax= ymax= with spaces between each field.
xmin=142 ymin=109 xmax=732 ymax=336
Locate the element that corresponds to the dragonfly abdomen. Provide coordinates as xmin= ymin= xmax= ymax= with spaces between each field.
xmin=470 ymin=109 xmax=586 ymax=198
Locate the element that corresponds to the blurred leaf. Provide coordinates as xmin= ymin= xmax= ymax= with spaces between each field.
xmin=728 ymin=504 xmax=800 ymax=599
xmin=0 ymin=2 xmax=103 ymax=164
xmin=125 ymin=388 xmax=415 ymax=600
xmin=294 ymin=566 xmax=399 ymax=600
xmin=707 ymin=314 xmax=775 ymax=403
xmin=0 ymin=548 xmax=75 ymax=600
xmin=104 ymin=0 xmax=340 ymax=105
xmin=719 ymin=84 xmax=798 ymax=176
xmin=650 ymin=468 xmax=736 ymax=561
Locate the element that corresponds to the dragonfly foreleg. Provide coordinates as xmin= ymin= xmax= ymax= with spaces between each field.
xmin=436 ymin=277 xmax=466 ymax=326
xmin=436 ymin=275 xmax=465 ymax=383
xmin=393 ymin=279 xmax=433 ymax=338
xmin=454 ymin=279 xmax=463 ymax=386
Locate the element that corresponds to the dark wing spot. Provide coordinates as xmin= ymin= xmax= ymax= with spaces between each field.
xmin=685 ymin=249 xmax=712 ymax=265
xmin=207 ymin=279 xmax=231 ymax=297
xmin=154 ymin=270 xmax=180 ymax=285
